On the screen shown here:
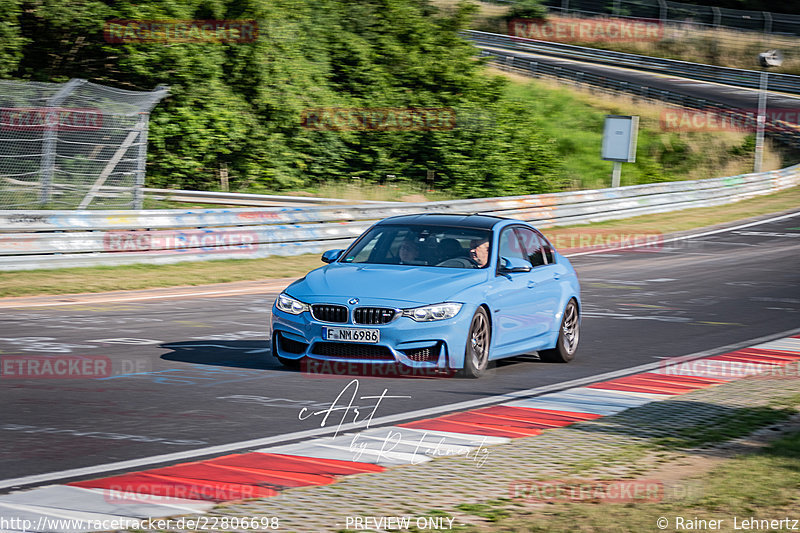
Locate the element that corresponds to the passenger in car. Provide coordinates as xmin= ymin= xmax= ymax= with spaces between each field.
xmin=438 ymin=238 xmax=466 ymax=262
xmin=398 ymin=238 xmax=421 ymax=265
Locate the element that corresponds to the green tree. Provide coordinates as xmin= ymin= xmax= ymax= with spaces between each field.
xmin=505 ymin=0 xmax=548 ymax=20
xmin=0 ymin=0 xmax=26 ymax=77
xmin=2 ymin=0 xmax=565 ymax=197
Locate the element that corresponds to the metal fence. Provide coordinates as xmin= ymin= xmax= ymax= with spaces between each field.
xmin=0 ymin=163 xmax=797 ymax=270
xmin=0 ymin=79 xmax=168 ymax=210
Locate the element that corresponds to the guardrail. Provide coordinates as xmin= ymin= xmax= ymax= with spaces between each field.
xmin=477 ymin=47 xmax=800 ymax=149
xmin=1 ymin=164 xmax=797 ymax=270
xmin=466 ymin=30 xmax=800 ymax=96
xmin=142 ymin=188 xmax=392 ymax=207
xmin=2 ymin=182 xmax=391 ymax=209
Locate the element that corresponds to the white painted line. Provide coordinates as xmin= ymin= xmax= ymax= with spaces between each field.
xmin=0 ymin=485 xmax=204 ymax=519
xmin=553 ymin=388 xmax=659 ymax=406
xmin=566 ymin=210 xmax=800 ymax=257
xmin=588 ymin=389 xmax=671 ymax=400
xmin=528 ymin=392 xmax=646 ymax=409
xmin=0 ymin=287 xmax=280 ymax=308
xmin=503 ymin=398 xmax=627 ymax=416
xmin=0 ymin=501 xmax=126 ymax=523
xmin=86 ymin=488 xmax=214 ymax=513
xmin=750 ymin=338 xmax=800 ymax=352
xmin=2 ymin=326 xmax=799 ymax=490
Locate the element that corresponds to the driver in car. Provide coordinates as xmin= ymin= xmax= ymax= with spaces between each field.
xmin=469 ymin=238 xmax=490 ymax=268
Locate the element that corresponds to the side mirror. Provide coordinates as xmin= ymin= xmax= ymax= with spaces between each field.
xmin=499 ymin=256 xmax=532 ymax=273
xmin=321 ymin=249 xmax=344 ymax=263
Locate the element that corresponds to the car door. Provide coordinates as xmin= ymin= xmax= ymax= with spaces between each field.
xmin=515 ymin=227 xmax=562 ymax=336
xmin=487 ymin=226 xmax=542 ymax=353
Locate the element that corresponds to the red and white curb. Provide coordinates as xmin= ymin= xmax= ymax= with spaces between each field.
xmin=1 ymin=335 xmax=799 ymax=532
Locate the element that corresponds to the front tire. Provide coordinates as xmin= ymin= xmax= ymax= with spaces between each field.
xmin=461 ymin=307 xmax=491 ymax=378
xmin=539 ymin=299 xmax=579 ymax=363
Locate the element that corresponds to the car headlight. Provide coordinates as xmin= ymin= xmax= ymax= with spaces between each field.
xmin=402 ymin=302 xmax=463 ymax=322
xmin=275 ymin=293 xmax=310 ymax=315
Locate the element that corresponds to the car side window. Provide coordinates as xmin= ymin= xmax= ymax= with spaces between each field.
xmin=498 ymin=227 xmax=527 ymax=263
xmin=514 ymin=227 xmax=546 ymax=268
xmin=536 ymin=230 xmax=555 ymax=264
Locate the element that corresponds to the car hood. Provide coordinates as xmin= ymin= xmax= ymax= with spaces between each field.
xmin=286 ymin=263 xmax=488 ymax=306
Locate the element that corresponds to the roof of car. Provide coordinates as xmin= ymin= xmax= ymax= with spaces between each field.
xmin=376 ymin=213 xmax=510 ymax=230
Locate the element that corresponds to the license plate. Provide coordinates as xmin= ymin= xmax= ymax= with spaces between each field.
xmin=323 ymin=327 xmax=380 ymax=343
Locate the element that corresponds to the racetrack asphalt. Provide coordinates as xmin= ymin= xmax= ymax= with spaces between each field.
xmin=1 ymin=210 xmax=798 ymax=488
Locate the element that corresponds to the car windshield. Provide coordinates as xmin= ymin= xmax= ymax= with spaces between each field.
xmin=340 ymin=224 xmax=493 ymax=268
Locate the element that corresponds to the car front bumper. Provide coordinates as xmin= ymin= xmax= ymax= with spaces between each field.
xmin=271 ymin=300 xmax=475 ymax=370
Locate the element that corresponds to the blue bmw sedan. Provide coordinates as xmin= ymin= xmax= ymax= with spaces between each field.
xmin=271 ymin=214 xmax=580 ymax=378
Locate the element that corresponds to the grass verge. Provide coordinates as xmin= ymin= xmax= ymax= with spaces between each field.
xmin=2 ymin=185 xmax=798 ymax=298
xmin=489 ymin=67 xmax=787 ymax=190
xmin=417 ymin=389 xmax=800 ymax=533
xmin=444 ymin=428 xmax=800 ymax=533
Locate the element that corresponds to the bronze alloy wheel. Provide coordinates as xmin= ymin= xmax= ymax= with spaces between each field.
xmin=539 ymin=299 xmax=579 ymax=363
xmin=462 ymin=307 xmax=490 ymax=378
